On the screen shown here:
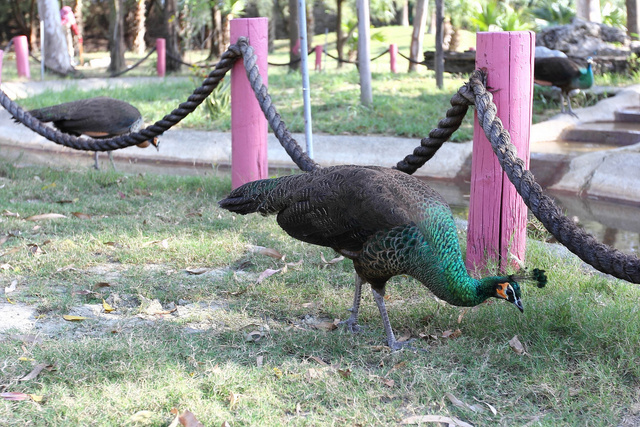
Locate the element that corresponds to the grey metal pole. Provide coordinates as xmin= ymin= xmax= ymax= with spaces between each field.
xmin=297 ymin=0 xmax=314 ymax=159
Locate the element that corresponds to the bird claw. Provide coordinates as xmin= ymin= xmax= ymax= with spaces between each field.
xmin=338 ymin=317 xmax=362 ymax=333
xmin=387 ymin=338 xmax=426 ymax=352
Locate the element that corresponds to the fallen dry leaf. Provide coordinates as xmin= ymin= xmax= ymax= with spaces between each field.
xmin=381 ymin=378 xmax=395 ymax=388
xmin=257 ymin=246 xmax=284 ymax=260
xmin=442 ymin=329 xmax=462 ymax=339
xmin=320 ymin=253 xmax=344 ymax=266
xmin=5 ymin=279 xmax=18 ymax=294
xmin=313 ymin=320 xmax=338 ymax=331
xmin=94 ymin=282 xmax=111 ymax=289
xmin=1 ymin=247 xmax=22 ymax=257
xmin=256 ymin=355 xmax=264 ymax=367
xmin=102 ymin=300 xmax=115 ymax=313
xmin=128 ymin=410 xmax=155 ymax=424
xmin=308 ymin=355 xmax=329 ymax=366
xmin=457 ymin=308 xmax=469 ymax=324
xmin=509 ymin=335 xmax=526 ymax=355
xmin=400 ymin=415 xmax=473 ymax=426
xmin=27 ymin=244 xmax=45 ymax=256
xmin=71 ymin=212 xmax=92 ymax=219
xmin=228 ymin=391 xmax=239 ymax=409
xmin=1 ymin=392 xmax=31 ymax=401
xmin=25 ymin=213 xmax=66 ymax=221
xmin=0 ymin=235 xmax=9 ymax=246
xmin=338 ymin=368 xmax=352 ymax=379
xmin=185 ymin=267 xmax=210 ymax=275
xmin=19 ymin=362 xmax=50 ymax=382
xmin=141 ymin=239 xmax=169 ymax=249
xmin=473 ymin=396 xmax=498 ymax=415
xmin=256 ymin=268 xmax=282 ymax=284
xmin=445 ymin=392 xmax=485 ymax=413
xmin=244 ymin=330 xmax=265 ymax=342
xmin=3 ymin=210 xmax=20 ymax=217
xmin=62 ymin=315 xmax=88 ymax=321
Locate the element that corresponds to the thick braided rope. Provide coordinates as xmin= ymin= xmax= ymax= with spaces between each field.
xmin=467 ymin=69 xmax=640 ymax=283
xmin=394 ymin=88 xmax=474 ymax=174
xmin=2 ymin=44 xmax=242 ymax=152
xmin=237 ymin=39 xmax=319 ymax=172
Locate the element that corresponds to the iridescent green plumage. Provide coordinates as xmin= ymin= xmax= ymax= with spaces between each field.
xmin=219 ymin=165 xmax=546 ymax=350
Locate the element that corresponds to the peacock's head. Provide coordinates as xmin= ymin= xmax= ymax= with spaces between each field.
xmin=492 ymin=268 xmax=547 ymax=313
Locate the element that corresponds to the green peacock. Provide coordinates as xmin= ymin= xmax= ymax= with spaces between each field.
xmin=534 ymin=56 xmax=594 ymax=118
xmin=219 ymin=165 xmax=547 ymax=350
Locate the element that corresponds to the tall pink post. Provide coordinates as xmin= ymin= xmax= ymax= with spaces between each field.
xmin=314 ymin=45 xmax=323 ymax=71
xmin=14 ymin=36 xmax=30 ymax=79
xmin=389 ymin=43 xmax=397 ymax=73
xmin=466 ymin=31 xmax=535 ymax=274
xmin=230 ymin=18 xmax=269 ymax=189
xmin=156 ymin=38 xmax=166 ymax=77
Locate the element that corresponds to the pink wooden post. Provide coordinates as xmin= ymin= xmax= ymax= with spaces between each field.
xmin=156 ymin=38 xmax=166 ymax=77
xmin=466 ymin=31 xmax=535 ymax=274
xmin=14 ymin=36 xmax=30 ymax=79
xmin=389 ymin=43 xmax=397 ymax=73
xmin=230 ymin=17 xmax=269 ymax=189
xmin=314 ymin=45 xmax=323 ymax=71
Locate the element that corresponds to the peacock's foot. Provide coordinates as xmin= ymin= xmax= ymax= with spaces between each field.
xmin=387 ymin=338 xmax=426 ymax=352
xmin=339 ymin=316 xmax=362 ymax=333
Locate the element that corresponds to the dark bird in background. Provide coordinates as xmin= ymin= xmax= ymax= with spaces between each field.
xmin=219 ymin=165 xmax=547 ymax=350
xmin=25 ymin=97 xmax=157 ymax=169
xmin=534 ymin=56 xmax=594 ymax=118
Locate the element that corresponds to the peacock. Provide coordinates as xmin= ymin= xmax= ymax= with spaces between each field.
xmin=219 ymin=165 xmax=547 ymax=350
xmin=534 ymin=56 xmax=594 ymax=118
xmin=24 ymin=97 xmax=157 ymax=170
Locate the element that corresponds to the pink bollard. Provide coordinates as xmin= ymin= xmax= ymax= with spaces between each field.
xmin=14 ymin=35 xmax=30 ymax=79
xmin=314 ymin=45 xmax=322 ymax=71
xmin=230 ymin=18 xmax=269 ymax=189
xmin=156 ymin=38 xmax=166 ymax=77
xmin=466 ymin=31 xmax=535 ymax=274
xmin=389 ymin=43 xmax=397 ymax=73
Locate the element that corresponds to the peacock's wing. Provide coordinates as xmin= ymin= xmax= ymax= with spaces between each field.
xmin=534 ymin=57 xmax=580 ymax=89
xmin=28 ymin=97 xmax=142 ymax=137
xmin=267 ymin=166 xmax=445 ymax=252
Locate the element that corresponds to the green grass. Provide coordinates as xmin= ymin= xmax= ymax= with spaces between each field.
xmin=1 ymin=162 xmax=639 ymax=426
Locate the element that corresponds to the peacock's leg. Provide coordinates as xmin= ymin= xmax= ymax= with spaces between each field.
xmin=371 ymin=288 xmax=414 ymax=351
xmin=93 ymin=152 xmax=100 ymax=170
xmin=339 ymin=274 xmax=364 ymax=333
xmin=565 ymin=90 xmax=579 ymax=119
xmin=107 ymin=151 xmax=117 ymax=171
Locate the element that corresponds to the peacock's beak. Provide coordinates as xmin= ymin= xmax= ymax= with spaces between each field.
xmin=514 ymin=298 xmax=524 ymax=313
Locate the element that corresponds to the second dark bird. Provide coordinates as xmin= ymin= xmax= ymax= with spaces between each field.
xmin=26 ymin=96 xmax=157 ymax=169
xmin=534 ymin=56 xmax=594 ymax=118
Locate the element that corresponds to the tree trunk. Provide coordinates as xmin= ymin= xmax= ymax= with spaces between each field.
xmin=408 ymin=0 xmax=428 ymax=72
xmin=576 ymin=0 xmax=602 ymax=22
xmin=288 ymin=0 xmax=300 ymax=71
xmin=132 ymin=0 xmax=147 ymax=55
xmin=269 ymin=0 xmax=277 ymax=52
xmin=108 ymin=0 xmax=126 ymax=73
xmin=73 ymin=0 xmax=83 ymax=38
xmin=306 ymin=1 xmax=315 ymax=52
xmin=164 ymin=0 xmax=182 ymax=72
xmin=627 ymin=0 xmax=640 ymax=41
xmin=357 ymin=0 xmax=372 ymax=106
xmin=336 ymin=0 xmax=344 ymax=67
xmin=401 ymin=0 xmax=409 ymax=26
xmin=36 ymin=0 xmax=73 ymax=74
xmin=208 ymin=5 xmax=222 ymax=59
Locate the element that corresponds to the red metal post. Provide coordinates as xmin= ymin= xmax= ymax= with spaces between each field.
xmin=314 ymin=45 xmax=323 ymax=71
xmin=466 ymin=31 xmax=535 ymax=274
xmin=389 ymin=43 xmax=397 ymax=73
xmin=156 ymin=38 xmax=166 ymax=77
xmin=230 ymin=18 xmax=269 ymax=189
xmin=14 ymin=36 xmax=30 ymax=79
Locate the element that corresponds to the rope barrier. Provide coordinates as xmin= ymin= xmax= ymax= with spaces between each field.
xmin=165 ymin=50 xmax=218 ymax=69
xmin=397 ymin=50 xmax=427 ymax=66
xmin=267 ymin=48 xmax=314 ymax=67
